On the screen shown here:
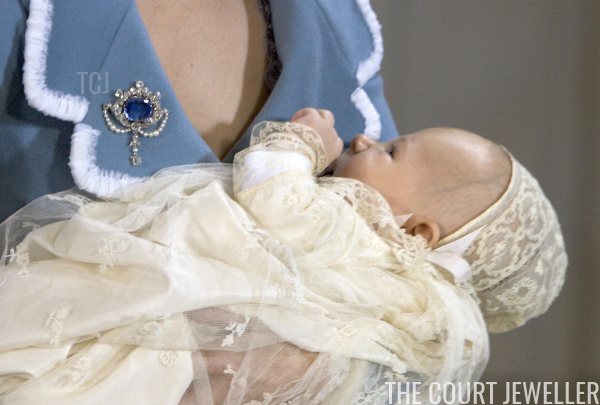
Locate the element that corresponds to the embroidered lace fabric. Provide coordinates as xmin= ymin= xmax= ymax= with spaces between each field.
xmin=0 ymin=122 xmax=488 ymax=404
xmin=434 ymin=151 xmax=568 ymax=333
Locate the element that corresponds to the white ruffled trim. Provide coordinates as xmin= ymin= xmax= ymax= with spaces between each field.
xmin=351 ymin=88 xmax=381 ymax=140
xmin=23 ymin=0 xmax=89 ymax=123
xmin=25 ymin=0 xmax=137 ymax=197
xmin=352 ymin=0 xmax=384 ymax=140
xmin=69 ymin=123 xmax=146 ymax=197
xmin=355 ymin=0 xmax=383 ymax=87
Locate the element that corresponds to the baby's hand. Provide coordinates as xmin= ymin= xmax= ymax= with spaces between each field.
xmin=291 ymin=108 xmax=343 ymax=166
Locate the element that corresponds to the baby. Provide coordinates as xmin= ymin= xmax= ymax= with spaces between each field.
xmin=0 ymin=109 xmax=567 ymax=404
xmin=298 ymin=108 xmax=511 ymax=246
xmin=290 ymin=107 xmax=567 ymax=333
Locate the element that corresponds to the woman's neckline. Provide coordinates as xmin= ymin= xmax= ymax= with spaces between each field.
xmin=134 ymin=0 xmax=270 ymax=161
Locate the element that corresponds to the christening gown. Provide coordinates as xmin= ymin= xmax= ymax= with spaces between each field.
xmin=0 ymin=122 xmax=489 ymax=404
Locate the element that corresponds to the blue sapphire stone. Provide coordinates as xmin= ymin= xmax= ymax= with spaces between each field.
xmin=124 ymin=98 xmax=153 ymax=122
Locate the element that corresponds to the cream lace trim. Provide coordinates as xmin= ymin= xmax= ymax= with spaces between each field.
xmin=438 ymin=152 xmax=568 ymax=333
xmin=235 ymin=121 xmax=328 ymax=192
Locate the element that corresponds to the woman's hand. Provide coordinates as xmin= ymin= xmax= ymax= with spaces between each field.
xmin=291 ymin=108 xmax=343 ymax=167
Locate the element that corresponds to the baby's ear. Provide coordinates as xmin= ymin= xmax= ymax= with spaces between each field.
xmin=401 ymin=215 xmax=441 ymax=248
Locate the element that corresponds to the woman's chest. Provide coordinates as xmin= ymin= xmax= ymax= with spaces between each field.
xmin=137 ymin=0 xmax=269 ymax=159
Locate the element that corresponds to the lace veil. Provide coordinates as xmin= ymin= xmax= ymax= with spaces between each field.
xmin=434 ymin=150 xmax=568 ymax=333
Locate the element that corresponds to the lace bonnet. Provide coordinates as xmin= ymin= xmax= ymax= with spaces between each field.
xmin=434 ymin=150 xmax=568 ymax=333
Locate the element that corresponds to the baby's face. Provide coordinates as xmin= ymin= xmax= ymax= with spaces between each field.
xmin=331 ymin=128 xmax=500 ymax=217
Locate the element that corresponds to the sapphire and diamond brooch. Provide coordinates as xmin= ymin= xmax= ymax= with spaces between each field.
xmin=103 ymin=81 xmax=169 ymax=166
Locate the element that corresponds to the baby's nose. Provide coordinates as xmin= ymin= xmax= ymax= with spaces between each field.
xmin=350 ymin=134 xmax=376 ymax=153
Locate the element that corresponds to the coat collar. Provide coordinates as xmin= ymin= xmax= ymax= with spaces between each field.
xmin=23 ymin=0 xmax=388 ymax=198
xmin=23 ymin=0 xmax=133 ymax=123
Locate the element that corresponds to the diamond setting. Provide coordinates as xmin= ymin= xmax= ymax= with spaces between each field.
xmin=102 ymin=81 xmax=169 ymax=166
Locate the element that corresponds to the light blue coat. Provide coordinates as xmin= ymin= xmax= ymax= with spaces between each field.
xmin=0 ymin=0 xmax=398 ymax=221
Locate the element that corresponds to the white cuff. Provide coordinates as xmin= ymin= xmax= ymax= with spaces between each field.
xmin=240 ymin=151 xmax=312 ymax=191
